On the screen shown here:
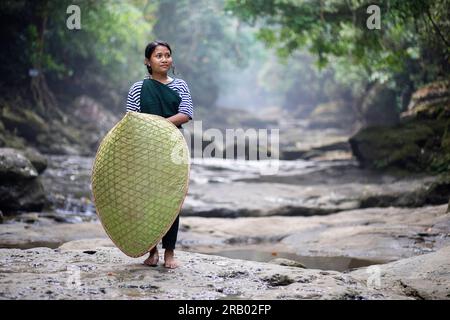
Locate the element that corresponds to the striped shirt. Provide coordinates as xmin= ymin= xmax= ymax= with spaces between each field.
xmin=126 ymin=76 xmax=194 ymax=119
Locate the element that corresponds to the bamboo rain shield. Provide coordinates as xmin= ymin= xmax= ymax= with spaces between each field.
xmin=91 ymin=79 xmax=190 ymax=257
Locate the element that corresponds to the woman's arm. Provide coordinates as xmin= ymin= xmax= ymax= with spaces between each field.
xmin=167 ymin=112 xmax=190 ymax=127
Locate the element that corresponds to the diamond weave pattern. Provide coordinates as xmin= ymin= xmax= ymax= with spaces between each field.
xmin=91 ymin=112 xmax=190 ymax=257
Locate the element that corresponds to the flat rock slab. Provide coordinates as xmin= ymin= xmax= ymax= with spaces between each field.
xmin=0 ymin=246 xmax=404 ymax=300
xmin=183 ymin=173 xmax=439 ymax=217
xmin=0 ymin=219 xmax=107 ymax=249
xmin=350 ymin=246 xmax=450 ymax=300
xmin=1 ymin=205 xmax=449 ymax=264
xmin=180 ymin=204 xmax=450 ymax=262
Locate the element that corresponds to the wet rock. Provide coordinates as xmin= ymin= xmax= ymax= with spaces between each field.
xmin=21 ymin=147 xmax=47 ymax=174
xmin=0 ymin=107 xmax=49 ymax=143
xmin=0 ymin=148 xmax=47 ymax=213
xmin=39 ymin=155 xmax=96 ymax=218
xmin=0 ymin=148 xmax=38 ymax=179
xmin=181 ymin=204 xmax=450 ymax=262
xmin=70 ymin=95 xmax=119 ymax=153
xmin=0 ymin=220 xmax=107 ymax=249
xmin=42 ymin=153 xmax=442 ymax=220
xmin=0 ymin=178 xmax=46 ymax=213
xmin=358 ymin=174 xmax=449 ymax=207
xmin=1 ymin=204 xmax=448 ymax=266
xmin=422 ymin=174 xmax=450 ymax=205
xmin=359 ymin=82 xmax=399 ymax=127
xmin=183 ymin=171 xmax=439 ymax=217
xmin=268 ymin=258 xmax=306 ymax=269
xmin=14 ymin=213 xmax=40 ymax=224
xmin=360 ymin=193 xmax=419 ymax=208
xmin=281 ymin=205 xmax=450 ymax=262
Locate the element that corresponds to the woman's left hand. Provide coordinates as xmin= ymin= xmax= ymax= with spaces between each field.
xmin=167 ymin=113 xmax=190 ymax=127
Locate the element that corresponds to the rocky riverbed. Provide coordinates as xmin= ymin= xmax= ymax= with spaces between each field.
xmin=1 ymin=132 xmax=449 ymax=299
xmin=37 ymin=154 xmax=444 ymax=220
xmin=0 ymin=243 xmax=448 ymax=300
xmin=2 ymin=203 xmax=449 ymax=262
xmin=0 ymin=203 xmax=448 ymax=299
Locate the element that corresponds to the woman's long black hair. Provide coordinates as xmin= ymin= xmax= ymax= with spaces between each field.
xmin=144 ymin=40 xmax=175 ymax=75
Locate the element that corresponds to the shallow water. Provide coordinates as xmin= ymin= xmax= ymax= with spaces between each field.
xmin=203 ymin=248 xmax=385 ymax=272
xmin=0 ymin=241 xmax=62 ymax=250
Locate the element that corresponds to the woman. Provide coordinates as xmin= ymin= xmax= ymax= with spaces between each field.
xmin=126 ymin=40 xmax=193 ymax=269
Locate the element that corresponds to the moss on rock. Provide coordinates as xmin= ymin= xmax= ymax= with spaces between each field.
xmin=401 ymin=80 xmax=450 ymax=120
xmin=349 ymin=118 xmax=449 ymax=173
xmin=350 ymin=80 xmax=450 ymax=174
xmin=0 ymin=106 xmax=49 ymax=141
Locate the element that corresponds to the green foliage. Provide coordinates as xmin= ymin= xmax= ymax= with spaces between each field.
xmin=0 ymin=0 xmax=156 ymax=112
xmin=152 ymin=0 xmax=255 ymax=108
xmin=47 ymin=0 xmax=155 ymax=109
xmin=1 ymin=0 xmax=448 ymax=120
xmin=225 ymin=0 xmax=450 ymax=110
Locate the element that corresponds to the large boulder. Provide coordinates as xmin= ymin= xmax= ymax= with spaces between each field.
xmin=0 ymin=147 xmax=38 ymax=179
xmin=401 ymin=80 xmax=450 ymax=120
xmin=0 ymin=148 xmax=47 ymax=213
xmin=359 ymin=82 xmax=399 ymax=127
xmin=72 ymin=95 xmax=118 ymax=132
xmin=349 ymin=80 xmax=450 ymax=173
xmin=350 ymin=80 xmax=450 ymax=172
xmin=423 ymin=174 xmax=450 ymax=205
xmin=0 ymin=95 xmax=120 ymax=157
xmin=70 ymin=95 xmax=119 ymax=153
xmin=349 ymin=119 xmax=448 ymax=172
xmin=31 ymin=96 xmax=119 ymax=156
xmin=0 ymin=106 xmax=49 ymax=142
xmin=21 ymin=147 xmax=48 ymax=174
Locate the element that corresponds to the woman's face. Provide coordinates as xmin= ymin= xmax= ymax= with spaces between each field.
xmin=147 ymin=45 xmax=173 ymax=75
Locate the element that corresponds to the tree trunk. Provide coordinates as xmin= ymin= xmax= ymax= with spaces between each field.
xmin=29 ymin=0 xmax=62 ymax=119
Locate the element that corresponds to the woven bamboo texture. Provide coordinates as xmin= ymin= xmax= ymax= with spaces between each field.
xmin=91 ymin=111 xmax=190 ymax=257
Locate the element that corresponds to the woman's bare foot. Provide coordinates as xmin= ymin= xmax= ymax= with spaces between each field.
xmin=163 ymin=249 xmax=180 ymax=269
xmin=143 ymin=246 xmax=159 ymax=267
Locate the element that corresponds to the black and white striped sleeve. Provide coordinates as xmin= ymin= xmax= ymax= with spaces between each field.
xmin=176 ymin=80 xmax=194 ymax=119
xmin=126 ymin=81 xmax=143 ymax=112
